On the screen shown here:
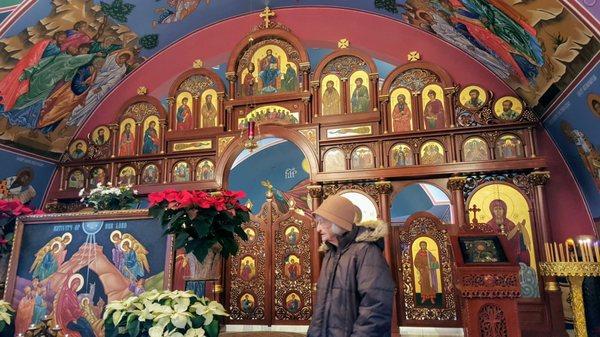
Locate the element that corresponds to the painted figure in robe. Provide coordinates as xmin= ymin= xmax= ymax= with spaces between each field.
xmin=15 ymin=286 xmax=35 ymax=335
xmin=281 ymin=64 xmax=299 ymax=92
xmin=499 ymin=99 xmax=519 ymax=120
xmin=465 ymin=89 xmax=484 ymax=109
xmin=176 ymin=97 xmax=193 ymax=130
xmin=392 ymin=94 xmax=412 ymax=132
xmin=351 ymin=78 xmax=370 ymax=113
xmin=200 ymin=94 xmax=217 ymax=127
xmin=423 ymin=90 xmax=444 ymax=129
xmin=286 ymin=294 xmax=300 ymax=313
xmin=0 ymin=168 xmax=36 ymax=203
xmin=322 ymin=80 xmax=341 ymax=115
xmin=243 ymin=63 xmax=256 ymax=97
xmin=119 ymin=123 xmax=136 ymax=156
xmin=414 ymin=241 xmax=439 ymax=304
xmin=153 ymin=0 xmax=203 ymax=27
xmin=259 ymin=49 xmax=280 ymax=94
xmin=55 ymin=274 xmax=95 ymax=337
xmin=421 ymin=144 xmax=444 ymax=165
xmin=142 ymin=121 xmax=160 ymax=154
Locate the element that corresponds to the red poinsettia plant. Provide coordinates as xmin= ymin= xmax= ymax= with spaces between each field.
xmin=148 ymin=189 xmax=250 ymax=262
xmin=0 ymin=199 xmax=44 ymax=254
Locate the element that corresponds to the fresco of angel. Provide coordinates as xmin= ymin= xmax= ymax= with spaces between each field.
xmin=119 ymin=234 xmax=150 ymax=281
xmin=29 ymin=233 xmax=72 ymax=281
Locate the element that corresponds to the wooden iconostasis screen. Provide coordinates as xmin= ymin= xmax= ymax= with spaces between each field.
xmin=227 ymin=197 xmax=314 ymax=325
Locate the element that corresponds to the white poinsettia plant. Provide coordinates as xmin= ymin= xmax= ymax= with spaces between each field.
xmin=103 ymin=289 xmax=228 ymax=337
xmin=79 ymin=182 xmax=139 ymax=211
xmin=0 ymin=300 xmax=14 ymax=332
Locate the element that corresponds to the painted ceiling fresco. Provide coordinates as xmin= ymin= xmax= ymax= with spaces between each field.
xmin=0 ymin=0 xmax=596 ymax=158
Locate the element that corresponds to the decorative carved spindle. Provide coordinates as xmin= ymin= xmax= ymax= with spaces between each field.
xmin=447 ymin=176 xmax=467 ymax=229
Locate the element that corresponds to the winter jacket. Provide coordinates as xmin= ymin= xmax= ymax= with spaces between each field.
xmin=307 ymin=220 xmax=396 ymax=337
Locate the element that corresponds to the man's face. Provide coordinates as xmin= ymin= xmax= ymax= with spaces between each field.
xmin=397 ymin=95 xmax=405 ymax=103
xmin=266 ymin=50 xmax=272 ymax=56
xmin=117 ymin=55 xmax=129 ymax=66
xmin=78 ymin=46 xmax=90 ymax=55
xmin=76 ymin=143 xmax=82 ymax=150
xmin=315 ymin=215 xmax=337 ymax=245
xmin=469 ymin=91 xmax=479 ymax=99
xmin=326 ymin=81 xmax=334 ymax=89
xmin=355 ymin=78 xmax=363 ymax=86
xmin=206 ymin=95 xmax=212 ymax=103
xmin=502 ymin=100 xmax=512 ymax=112
xmin=420 ymin=242 xmax=427 ymax=250
xmin=56 ymin=33 xmax=67 ymax=44
xmin=98 ymin=129 xmax=105 ymax=137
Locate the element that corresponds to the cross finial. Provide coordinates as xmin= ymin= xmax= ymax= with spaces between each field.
xmin=260 ymin=6 xmax=276 ymax=27
xmin=468 ymin=204 xmax=481 ymax=226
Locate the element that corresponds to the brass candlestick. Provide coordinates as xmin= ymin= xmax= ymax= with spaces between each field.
xmin=541 ymin=238 xmax=600 ymax=337
xmin=17 ymin=315 xmax=63 ymax=337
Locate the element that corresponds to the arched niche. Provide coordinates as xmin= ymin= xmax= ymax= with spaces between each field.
xmin=226 ymin=28 xmax=310 ymax=99
xmin=380 ymin=61 xmax=454 ymax=133
xmin=167 ymin=68 xmax=226 ymax=134
xmin=338 ymin=190 xmax=379 ymax=221
xmin=391 ymin=182 xmax=452 ymax=226
xmin=113 ymin=96 xmax=166 ymax=158
xmin=215 ymin=125 xmax=319 ymax=188
xmin=312 ymin=49 xmax=379 ymax=120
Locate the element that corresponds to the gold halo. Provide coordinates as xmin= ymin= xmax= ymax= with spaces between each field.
xmin=110 ymin=230 xmax=122 ymax=243
xmin=51 ymin=241 xmax=62 ymax=253
xmin=587 ymin=93 xmax=600 ymax=118
xmin=68 ymin=274 xmax=84 ymax=292
xmin=120 ymin=238 xmax=132 ymax=250
xmin=61 ymin=233 xmax=73 ymax=245
xmin=81 ymin=297 xmax=90 ymax=306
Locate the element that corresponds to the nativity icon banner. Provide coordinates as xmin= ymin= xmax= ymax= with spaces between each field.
xmin=3 ymin=210 xmax=173 ymax=337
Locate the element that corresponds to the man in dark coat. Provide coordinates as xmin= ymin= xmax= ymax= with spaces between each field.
xmin=308 ymin=195 xmax=395 ymax=337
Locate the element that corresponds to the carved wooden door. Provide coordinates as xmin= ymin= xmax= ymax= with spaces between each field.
xmin=226 ymin=196 xmax=314 ymax=325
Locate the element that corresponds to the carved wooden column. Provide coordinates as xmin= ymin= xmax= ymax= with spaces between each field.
xmin=225 ymin=72 xmax=236 ymax=100
xmin=369 ymin=73 xmax=379 ymax=112
xmin=527 ymin=171 xmax=567 ymax=337
xmin=380 ymin=95 xmax=390 ymax=134
xmin=217 ymin=92 xmax=226 ymax=129
xmin=302 ymin=96 xmax=311 ymax=124
xmin=310 ymin=81 xmax=320 ymax=118
xmin=445 ymin=86 xmax=458 ymax=128
xmin=374 ymin=180 xmax=399 ymax=336
xmin=109 ymin=123 xmax=118 ymax=158
xmin=166 ymin=97 xmax=174 ymax=132
xmin=159 ymin=119 xmax=167 ymax=154
xmin=300 ymin=62 xmax=311 ymax=93
xmin=135 ymin=122 xmax=143 ymax=154
xmin=307 ymin=184 xmax=323 ymax=306
xmin=447 ymin=176 xmax=467 ymax=233
xmin=341 ymin=78 xmax=349 ymax=114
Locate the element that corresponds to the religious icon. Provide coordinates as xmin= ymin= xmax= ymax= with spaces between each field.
xmin=240 ymin=293 xmax=255 ymax=313
xmin=142 ymin=164 xmax=160 ymax=184
xmin=587 ymin=93 xmax=600 ymax=118
xmin=119 ymin=166 xmax=136 ymax=185
xmin=0 ymin=167 xmax=36 ymax=204
xmin=258 ymin=48 xmax=280 ymax=94
xmin=351 ymin=146 xmax=375 ymax=169
xmin=422 ymin=84 xmax=445 ymax=129
xmin=200 ymin=89 xmax=218 ymax=128
xmin=30 ymin=233 xmax=72 ymax=281
xmin=242 ymin=63 xmax=256 ymax=97
xmin=459 ymin=85 xmax=488 ymax=110
xmin=69 ymin=140 xmax=87 ymax=160
xmin=420 ymin=141 xmax=445 ymax=165
xmin=495 ymin=134 xmax=523 ymax=159
xmin=281 ymin=63 xmax=299 ymax=92
xmin=67 ymin=170 xmax=84 ymax=189
xmin=493 ymin=96 xmax=523 ymax=121
xmin=285 ymin=226 xmax=300 ymax=246
xmin=195 ymin=160 xmax=214 ymax=181
xmin=285 ymin=293 xmax=302 ymax=313
xmin=239 ymin=256 xmax=256 ymax=281
xmin=390 ymin=143 xmax=413 ymax=166
xmin=350 ymin=71 xmax=370 ymax=113
xmin=390 ymin=87 xmax=412 ymax=132
xmin=176 ymin=92 xmax=194 ymax=130
xmin=321 ymin=75 xmax=342 ymax=116
xmin=284 ymin=254 xmax=301 ymax=281
xmin=244 ymin=228 xmax=256 ymax=242
xmin=468 ymin=183 xmax=539 ymax=297
xmin=91 ymin=126 xmax=110 ymax=146
xmin=463 ymin=137 xmax=489 ymax=162
xmin=142 ymin=116 xmax=160 ymax=155
xmin=561 ymin=121 xmax=600 ymax=189
xmin=89 ymin=167 xmax=106 ymax=187
xmin=323 ymin=148 xmax=346 ymax=172
xmin=412 ymin=238 xmax=442 ymax=307
xmin=173 ymin=161 xmax=191 ymax=182
xmin=118 ymin=118 xmax=136 ymax=156
xmin=459 ymin=237 xmax=508 ymax=263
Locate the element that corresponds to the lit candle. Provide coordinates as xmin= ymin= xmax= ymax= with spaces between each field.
xmin=579 ymin=240 xmax=587 ymax=262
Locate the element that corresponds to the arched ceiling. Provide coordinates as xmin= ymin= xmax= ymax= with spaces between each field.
xmin=0 ymin=0 xmax=597 ymax=159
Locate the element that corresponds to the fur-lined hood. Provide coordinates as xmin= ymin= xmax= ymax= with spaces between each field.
xmin=320 ymin=219 xmax=388 ymax=252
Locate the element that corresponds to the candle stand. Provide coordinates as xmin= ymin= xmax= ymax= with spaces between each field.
xmin=16 ymin=315 xmax=63 ymax=337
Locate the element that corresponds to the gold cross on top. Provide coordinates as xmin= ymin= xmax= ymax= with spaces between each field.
xmin=260 ymin=6 xmax=276 ymax=27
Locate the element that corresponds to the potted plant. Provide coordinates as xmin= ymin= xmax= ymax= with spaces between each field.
xmin=0 ymin=300 xmax=15 ymax=336
xmin=103 ymin=289 xmax=227 ymax=337
xmin=147 ymin=189 xmax=250 ymax=264
xmin=79 ymin=183 xmax=139 ymax=211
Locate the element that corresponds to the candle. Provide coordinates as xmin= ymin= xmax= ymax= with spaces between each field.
xmin=579 ymin=240 xmax=587 ymax=262
xmin=587 ymin=240 xmax=594 ymax=262
xmin=545 ymin=243 xmax=551 ymax=262
xmin=553 ymin=242 xmax=560 ymax=262
xmin=559 ymin=243 xmax=565 ymax=262
xmin=595 ymin=242 xmax=600 ymax=263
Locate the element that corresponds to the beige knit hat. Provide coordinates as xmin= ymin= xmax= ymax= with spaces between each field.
xmin=313 ymin=195 xmax=361 ymax=232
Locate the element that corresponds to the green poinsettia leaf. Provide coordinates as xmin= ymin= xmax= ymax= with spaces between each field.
xmin=174 ymin=232 xmax=190 ymax=249
xmin=205 ymin=319 xmax=220 ymax=337
xmin=234 ymin=225 xmax=248 ymax=241
xmin=126 ymin=314 xmax=140 ymax=337
xmin=194 ymin=221 xmax=211 ymax=238
xmin=166 ymin=210 xmax=186 ymax=228
xmin=190 ymin=314 xmax=205 ymax=328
